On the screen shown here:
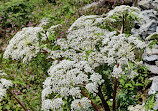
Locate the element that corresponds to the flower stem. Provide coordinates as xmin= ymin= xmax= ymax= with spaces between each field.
xmin=81 ymin=90 xmax=99 ymax=111
xmin=97 ymin=86 xmax=110 ymax=111
xmin=112 ymin=78 xmax=118 ymax=111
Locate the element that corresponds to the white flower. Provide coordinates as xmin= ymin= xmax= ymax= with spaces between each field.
xmin=0 ymin=70 xmax=7 ymax=76
xmin=86 ymin=83 xmax=98 ymax=94
xmin=90 ymin=73 xmax=104 ymax=85
xmin=42 ymin=60 xmax=104 ymax=110
xmin=3 ymin=27 xmax=46 ymax=63
xmin=106 ymin=5 xmax=140 ymax=19
xmin=0 ymin=85 xmax=6 ymax=101
xmin=71 ymin=97 xmax=91 ymax=111
xmin=69 ymin=87 xmax=81 ymax=98
xmin=128 ymin=70 xmax=138 ymax=78
xmin=42 ymin=98 xmax=64 ymax=111
xmin=0 ymin=78 xmax=12 ymax=88
xmin=112 ymin=65 xmax=123 ymax=78
xmin=42 ymin=86 xmax=52 ymax=101
xmin=42 ymin=99 xmax=53 ymax=111
xmin=0 ymin=78 xmax=12 ymax=102
xmin=52 ymin=98 xmax=64 ymax=110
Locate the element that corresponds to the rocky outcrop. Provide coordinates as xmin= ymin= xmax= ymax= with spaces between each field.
xmin=146 ymin=32 xmax=158 ymax=40
xmin=137 ymin=0 xmax=158 ymax=110
xmin=131 ymin=0 xmax=158 ymax=75
xmin=138 ymin=0 xmax=158 ymax=11
xmin=131 ymin=10 xmax=158 ymax=40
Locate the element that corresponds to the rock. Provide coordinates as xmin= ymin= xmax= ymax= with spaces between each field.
xmin=145 ymin=63 xmax=158 ymax=74
xmin=156 ymin=61 xmax=158 ymax=66
xmin=146 ymin=32 xmax=158 ymax=40
xmin=132 ymin=10 xmax=158 ymax=40
xmin=143 ymin=55 xmax=158 ymax=62
xmin=145 ymin=45 xmax=158 ymax=55
xmin=138 ymin=0 xmax=151 ymax=10
xmin=146 ymin=20 xmax=157 ymax=33
xmin=153 ymin=45 xmax=158 ymax=49
xmin=140 ymin=20 xmax=157 ymax=39
xmin=138 ymin=0 xmax=158 ymax=11
xmin=152 ymin=48 xmax=158 ymax=55
xmin=134 ymin=2 xmax=158 ymax=39
xmin=152 ymin=0 xmax=158 ymax=11
xmin=148 ymin=76 xmax=158 ymax=95
xmin=143 ymin=44 xmax=158 ymax=58
xmin=140 ymin=10 xmax=158 ymax=22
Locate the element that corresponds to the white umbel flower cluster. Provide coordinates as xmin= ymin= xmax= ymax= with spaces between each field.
xmin=50 ymin=15 xmax=117 ymax=69
xmin=42 ymin=60 xmax=104 ymax=110
xmin=106 ymin=5 xmax=140 ymax=18
xmin=42 ymin=98 xmax=64 ymax=111
xmin=71 ymin=97 xmax=91 ymax=111
xmin=3 ymin=27 xmax=45 ymax=63
xmin=0 ymin=70 xmax=7 ymax=76
xmin=100 ymin=34 xmax=146 ymax=78
xmin=0 ymin=78 xmax=12 ymax=101
xmin=43 ymin=6 xmax=146 ymax=110
xmin=49 ymin=13 xmax=146 ymax=77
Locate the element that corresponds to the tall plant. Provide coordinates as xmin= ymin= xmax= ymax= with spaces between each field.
xmin=2 ymin=5 xmax=148 ymax=111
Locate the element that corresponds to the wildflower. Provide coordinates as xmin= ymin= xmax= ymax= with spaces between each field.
xmin=42 ymin=60 xmax=104 ymax=110
xmin=71 ymin=97 xmax=91 ymax=111
xmin=3 ymin=27 xmax=45 ymax=63
xmin=0 ymin=78 xmax=12 ymax=101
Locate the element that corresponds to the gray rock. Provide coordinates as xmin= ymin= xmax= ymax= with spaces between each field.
xmin=156 ymin=61 xmax=158 ymax=66
xmin=138 ymin=0 xmax=158 ymax=11
xmin=132 ymin=13 xmax=157 ymax=40
xmin=145 ymin=63 xmax=158 ymax=74
xmin=143 ymin=55 xmax=158 ymax=62
xmin=153 ymin=44 xmax=158 ymax=49
xmin=152 ymin=49 xmax=158 ymax=55
xmin=136 ymin=2 xmax=158 ymax=40
xmin=141 ymin=10 xmax=158 ymax=22
xmin=146 ymin=32 xmax=158 ymax=40
xmin=138 ymin=0 xmax=151 ymax=10
xmin=140 ymin=20 xmax=157 ymax=39
xmin=145 ymin=46 xmax=158 ymax=55
xmin=152 ymin=0 xmax=158 ymax=11
xmin=148 ymin=76 xmax=158 ymax=95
